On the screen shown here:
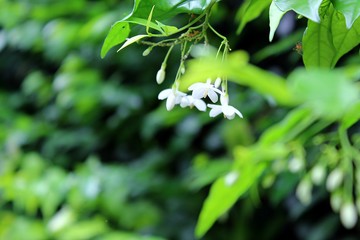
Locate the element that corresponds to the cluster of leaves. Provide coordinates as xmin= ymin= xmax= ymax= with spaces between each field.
xmin=101 ymin=0 xmax=360 ymax=238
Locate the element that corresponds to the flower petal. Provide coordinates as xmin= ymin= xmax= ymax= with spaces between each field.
xmin=208 ymin=105 xmax=222 ymax=117
xmin=188 ymin=82 xmax=204 ymax=91
xmin=223 ymin=105 xmax=235 ymax=116
xmin=208 ymin=90 xmax=219 ymax=103
xmin=180 ymin=96 xmax=190 ymax=108
xmin=166 ymin=93 xmax=176 ymax=111
xmin=194 ymin=99 xmax=206 ymax=111
xmin=192 ymin=88 xmax=205 ymax=99
xmin=158 ymin=89 xmax=172 ymax=100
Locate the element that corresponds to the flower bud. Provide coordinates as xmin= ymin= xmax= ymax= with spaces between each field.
xmin=181 ymin=66 xmax=186 ymax=75
xmin=330 ymin=191 xmax=342 ymax=212
xmin=214 ymin=77 xmax=221 ymax=88
xmin=296 ymin=178 xmax=312 ymax=205
xmin=340 ymin=202 xmax=358 ymax=229
xmin=156 ymin=64 xmax=166 ymax=84
xmin=311 ymin=164 xmax=326 ymax=185
xmin=326 ymin=168 xmax=343 ymax=191
xmin=142 ymin=47 xmax=153 ymax=56
xmin=288 ymin=157 xmax=303 ymax=173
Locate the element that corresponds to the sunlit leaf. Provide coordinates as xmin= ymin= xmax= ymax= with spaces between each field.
xmin=195 ymin=161 xmax=265 ymax=238
xmin=303 ymin=4 xmax=360 ymax=68
xmin=269 ymin=1 xmax=286 ymax=42
xmin=180 ymin=51 xmax=296 ymax=106
xmin=101 ymin=21 xmax=130 ymax=58
xmin=341 ymin=102 xmax=360 ymax=129
xmin=274 ymin=0 xmax=323 ymax=22
xmin=333 ymin=0 xmax=360 ymax=28
xmin=117 ymin=34 xmax=148 ymax=52
xmin=288 ymin=68 xmax=359 ymax=120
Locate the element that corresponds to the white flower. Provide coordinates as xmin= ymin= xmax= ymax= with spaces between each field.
xmin=180 ymin=95 xmax=206 ymax=111
xmin=158 ymin=88 xmax=186 ymax=111
xmin=188 ymin=78 xmax=222 ymax=103
xmin=340 ymin=202 xmax=358 ymax=229
xmin=207 ymin=95 xmax=243 ymax=119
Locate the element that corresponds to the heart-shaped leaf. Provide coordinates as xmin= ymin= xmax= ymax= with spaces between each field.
xmin=333 ymin=0 xmax=360 ymax=28
xmin=303 ymin=4 xmax=360 ymax=68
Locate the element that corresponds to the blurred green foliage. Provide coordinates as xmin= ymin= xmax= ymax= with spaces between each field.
xmin=0 ymin=0 xmax=360 ymax=240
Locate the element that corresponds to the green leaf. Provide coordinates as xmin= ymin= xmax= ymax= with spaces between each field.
xmin=155 ymin=20 xmax=178 ymax=35
xmin=303 ymin=4 xmax=360 ymax=68
xmin=117 ymin=34 xmax=148 ymax=52
xmin=100 ymin=21 xmax=130 ymax=58
xmin=101 ymin=0 xmax=217 ymax=57
xmin=260 ymin=107 xmax=314 ymax=144
xmin=269 ymin=1 xmax=286 ymax=41
xmin=195 ymin=161 xmax=265 ymax=238
xmin=333 ymin=0 xmax=360 ymax=28
xmin=236 ymin=0 xmax=272 ymax=35
xmin=341 ymin=102 xmax=360 ymax=129
xmin=129 ymin=0 xmax=217 ymax=20
xmin=180 ymin=51 xmax=296 ymax=106
xmin=274 ymin=0 xmax=323 ymax=22
xmin=288 ymin=68 xmax=359 ymax=120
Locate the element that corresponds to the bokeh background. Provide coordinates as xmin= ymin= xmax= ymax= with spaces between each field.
xmin=1 ymin=0 xmax=359 ymax=240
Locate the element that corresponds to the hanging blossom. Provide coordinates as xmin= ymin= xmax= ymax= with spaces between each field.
xmin=180 ymin=95 xmax=206 ymax=111
xmin=207 ymin=94 xmax=243 ymax=119
xmin=188 ymin=78 xmax=222 ymax=103
xmin=158 ymin=87 xmax=186 ymax=111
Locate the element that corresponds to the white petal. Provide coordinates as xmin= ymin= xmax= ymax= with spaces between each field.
xmin=158 ymin=89 xmax=172 ymax=100
xmin=188 ymin=82 xmax=204 ymax=91
xmin=194 ymin=99 xmax=206 ymax=111
xmin=180 ymin=96 xmax=190 ymax=108
xmin=192 ymin=88 xmax=205 ymax=99
xmin=226 ymin=113 xmax=235 ymax=120
xmin=220 ymin=95 xmax=229 ymax=105
xmin=233 ymin=108 xmax=243 ymax=118
xmin=223 ymin=105 xmax=235 ymax=116
xmin=208 ymin=90 xmax=219 ymax=103
xmin=214 ymin=77 xmax=221 ymax=88
xmin=166 ymin=93 xmax=176 ymax=111
xmin=208 ymin=105 xmax=222 ymax=117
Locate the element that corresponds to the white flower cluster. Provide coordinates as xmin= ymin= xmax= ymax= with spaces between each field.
xmin=158 ymin=78 xmax=243 ymax=120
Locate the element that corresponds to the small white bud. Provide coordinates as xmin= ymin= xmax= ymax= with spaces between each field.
xmin=224 ymin=171 xmax=238 ymax=186
xmin=326 ymin=168 xmax=343 ymax=191
xmin=142 ymin=47 xmax=152 ymax=56
xmin=311 ymin=164 xmax=326 ymax=185
xmin=156 ymin=65 xmax=166 ymax=84
xmin=214 ymin=77 xmax=221 ymax=88
xmin=330 ymin=192 xmax=342 ymax=212
xmin=296 ymin=178 xmax=312 ymax=205
xmin=288 ymin=157 xmax=303 ymax=173
xmin=340 ymin=202 xmax=358 ymax=229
